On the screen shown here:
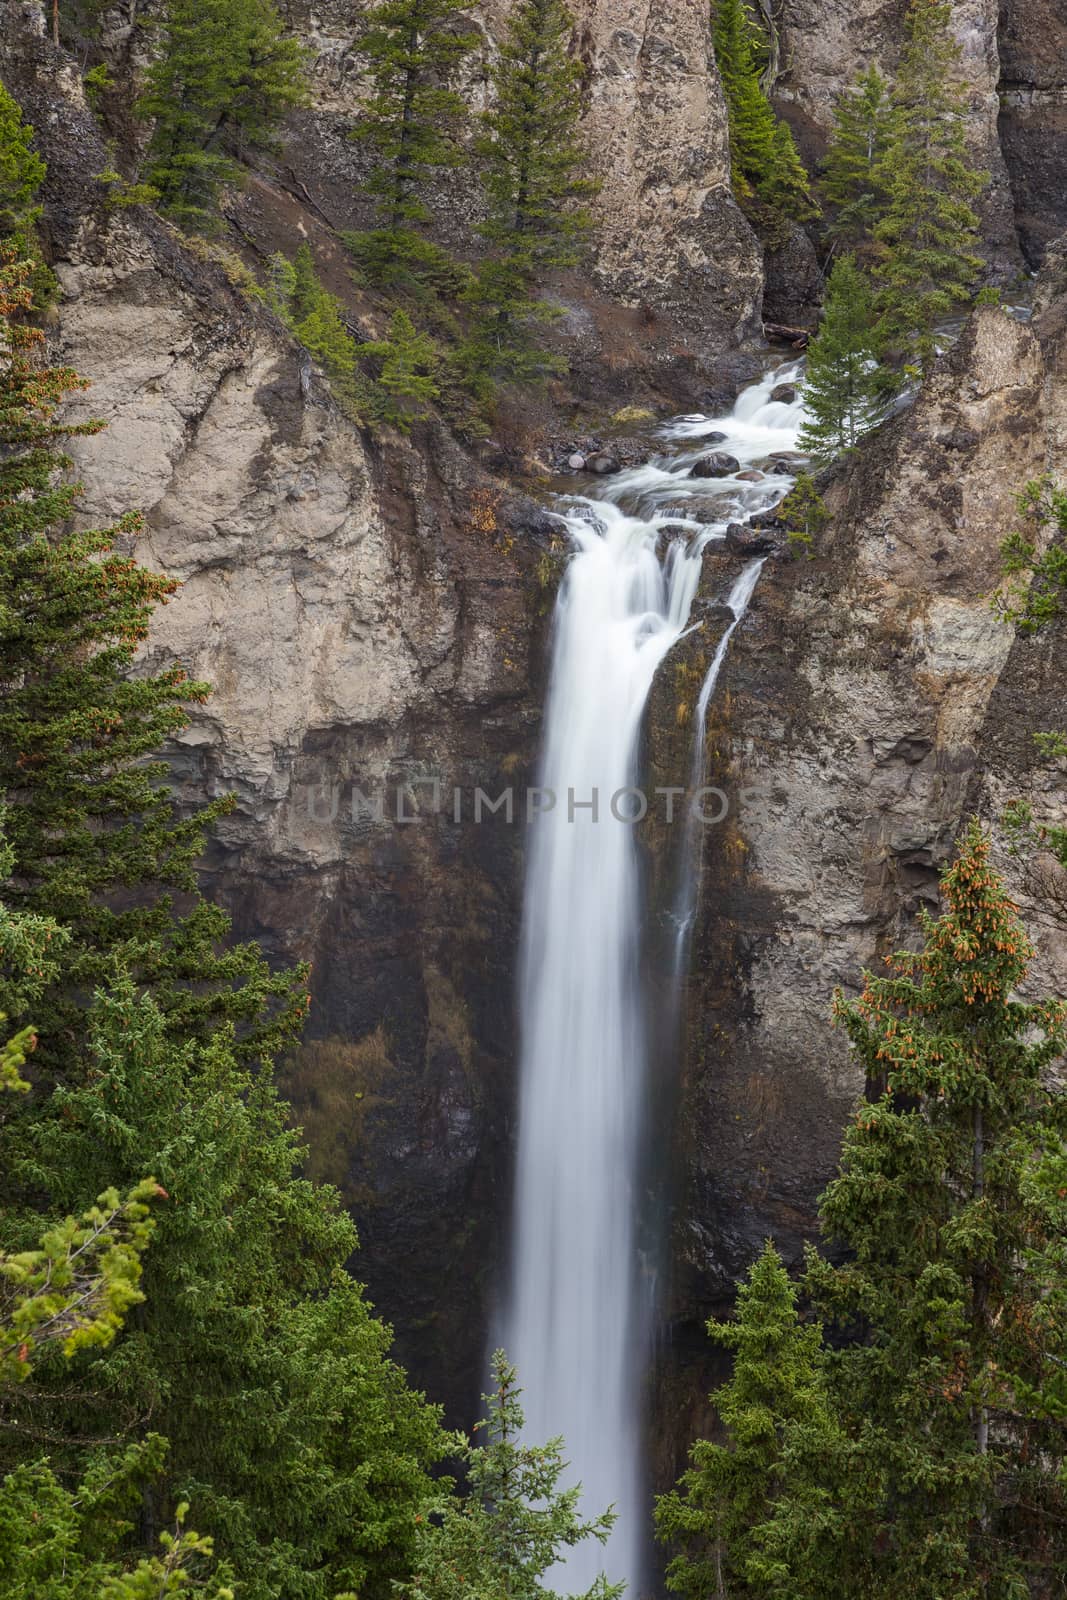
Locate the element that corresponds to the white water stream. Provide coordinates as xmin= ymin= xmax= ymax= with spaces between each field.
xmin=503 ymin=363 xmax=808 ymax=1594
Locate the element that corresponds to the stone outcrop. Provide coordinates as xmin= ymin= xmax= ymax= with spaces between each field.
xmin=998 ymin=0 xmax=1067 ymax=266
xmin=775 ymin=0 xmax=1021 ymax=273
xmin=650 ymin=299 xmax=1067 ymax=1471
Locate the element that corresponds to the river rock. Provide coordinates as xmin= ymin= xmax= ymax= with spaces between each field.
xmin=769 ymin=460 xmax=797 ymax=476
xmin=567 ymin=453 xmax=587 ymax=471
xmin=586 ymin=452 xmax=622 ymax=475
xmin=690 ymin=451 xmax=741 ymax=478
xmin=725 ymin=522 xmax=779 ymax=555
xmin=736 ymin=469 xmax=765 ymax=482
xmin=770 ymin=383 xmax=797 ymax=404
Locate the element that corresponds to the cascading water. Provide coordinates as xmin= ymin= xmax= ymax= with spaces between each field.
xmin=503 ymin=362 xmax=809 ymax=1595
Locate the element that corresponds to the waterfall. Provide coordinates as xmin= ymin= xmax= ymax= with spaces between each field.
xmin=503 ymin=363 xmax=808 ymax=1595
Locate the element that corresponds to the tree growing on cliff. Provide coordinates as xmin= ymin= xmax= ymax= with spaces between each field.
xmin=0 ymin=247 xmax=306 ymax=1072
xmin=401 ymin=1350 xmax=622 ymax=1600
xmin=820 ymin=66 xmax=895 ymax=251
xmin=139 ymin=0 xmax=307 ymax=230
xmin=796 ymin=254 xmax=883 ymax=462
xmin=712 ymin=0 xmax=814 ymax=236
xmin=660 ymin=825 xmax=1067 ymax=1596
xmin=874 ymin=0 xmax=986 ymax=374
xmin=349 ymin=0 xmax=478 ymax=286
xmin=460 ymin=0 xmax=597 ymax=387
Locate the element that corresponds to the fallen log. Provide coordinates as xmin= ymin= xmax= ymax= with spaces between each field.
xmin=763 ymin=321 xmax=812 ymax=348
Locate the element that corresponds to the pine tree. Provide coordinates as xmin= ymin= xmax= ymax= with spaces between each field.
xmin=0 ymin=976 xmax=450 ymax=1600
xmin=874 ymin=0 xmax=986 ymax=374
xmin=462 ymin=0 xmax=597 ymax=387
xmin=803 ymin=822 xmax=1067 ymax=1596
xmin=712 ymin=0 xmax=813 ymax=234
xmin=0 ymin=247 xmax=306 ymax=1071
xmin=655 ymin=1243 xmax=843 ymax=1600
xmin=0 ymin=82 xmax=45 ymax=238
xmin=139 ymin=0 xmax=307 ymax=230
xmin=401 ymin=1349 xmax=622 ymax=1600
xmin=820 ymin=66 xmax=895 ymax=249
xmin=349 ymin=0 xmax=478 ymax=285
xmin=361 ymin=308 xmax=440 ymax=431
xmin=797 ymin=254 xmax=883 ymax=463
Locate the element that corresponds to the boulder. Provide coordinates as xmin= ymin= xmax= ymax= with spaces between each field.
xmin=567 ymin=453 xmax=587 ymax=471
xmin=586 ymin=452 xmax=622 ymax=475
xmin=725 ymin=522 xmax=779 ymax=555
xmin=690 ymin=451 xmax=741 ymax=478
xmin=736 ymin=469 xmax=765 ymax=482
xmin=770 ymin=383 xmax=798 ymax=404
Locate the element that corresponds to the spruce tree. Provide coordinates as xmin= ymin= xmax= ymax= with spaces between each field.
xmin=874 ymin=0 xmax=986 ymax=374
xmin=139 ymin=0 xmax=307 ymax=230
xmin=655 ymin=1243 xmax=844 ymax=1600
xmin=820 ymin=66 xmax=895 ymax=249
xmin=0 ymin=82 xmax=45 ymax=238
xmin=0 ymin=247 xmax=305 ymax=1070
xmin=349 ymin=0 xmax=478 ymax=285
xmin=712 ymin=0 xmax=813 ymax=234
xmin=401 ymin=1350 xmax=622 ymax=1600
xmin=361 ymin=308 xmax=440 ymax=431
xmin=797 ymin=254 xmax=883 ymax=463
xmin=462 ymin=0 xmax=596 ymax=386
xmin=803 ymin=823 xmax=1067 ymax=1596
xmin=0 ymin=978 xmax=449 ymax=1600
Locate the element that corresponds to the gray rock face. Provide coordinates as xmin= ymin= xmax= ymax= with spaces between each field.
xmin=648 ymin=303 xmax=1067 ymax=1464
xmin=773 ymin=0 xmax=1021 ymax=273
xmin=998 ymin=0 xmax=1067 ymax=265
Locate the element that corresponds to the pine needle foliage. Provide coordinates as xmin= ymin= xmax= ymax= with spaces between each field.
xmin=0 ymin=79 xmax=56 ymax=308
xmin=350 ymin=0 xmax=478 ymax=284
xmin=797 ymin=254 xmax=884 ymax=462
xmin=0 ymin=248 xmax=307 ymax=1073
xmin=401 ymin=1350 xmax=623 ymax=1600
xmin=139 ymin=0 xmax=307 ymax=230
xmin=711 ymin=0 xmax=814 ymax=236
xmin=873 ymin=0 xmax=986 ymax=374
xmin=820 ymin=66 xmax=895 ymax=249
xmin=660 ymin=826 xmax=1067 ymax=1597
xmin=655 ymin=1243 xmax=840 ymax=1600
xmin=462 ymin=0 xmax=596 ymax=388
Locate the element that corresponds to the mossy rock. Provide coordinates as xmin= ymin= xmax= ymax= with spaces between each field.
xmin=611 ymin=404 xmax=656 ymax=425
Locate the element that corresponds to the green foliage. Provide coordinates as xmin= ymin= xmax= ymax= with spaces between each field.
xmin=777 ymin=470 xmax=828 ymax=555
xmin=1 ymin=977 xmax=449 ymax=1600
xmin=796 ymin=254 xmax=883 ymax=463
xmin=94 ymin=168 xmax=161 ymax=210
xmin=362 ymin=308 xmax=440 ymax=431
xmin=712 ymin=0 xmax=814 ymax=237
xmin=0 ymin=81 xmax=45 ymax=236
xmin=350 ymin=0 xmax=478 ymax=281
xmin=83 ymin=62 xmax=115 ymax=107
xmin=820 ymin=67 xmax=894 ymax=248
xmin=462 ymin=0 xmax=596 ymax=390
xmin=0 ymin=1178 xmax=160 ymax=1383
xmin=0 ymin=249 xmax=306 ymax=1075
xmin=873 ymin=0 xmax=986 ymax=373
xmin=655 ymin=1243 xmax=840 ymax=1600
xmin=663 ymin=826 xmax=1067 ymax=1596
xmin=401 ymin=1350 xmax=622 ymax=1600
xmin=139 ymin=0 xmax=307 ymax=230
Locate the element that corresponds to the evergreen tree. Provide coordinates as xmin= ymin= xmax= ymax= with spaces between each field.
xmin=0 ymin=246 xmax=306 ymax=1071
xmin=0 ymin=978 xmax=449 ymax=1600
xmin=712 ymin=0 xmax=813 ymax=234
xmin=662 ymin=826 xmax=1067 ymax=1596
xmin=349 ymin=0 xmax=478 ymax=284
xmin=874 ymin=0 xmax=986 ymax=374
xmin=463 ymin=0 xmax=596 ymax=387
xmin=139 ymin=0 xmax=307 ymax=230
xmin=820 ymin=66 xmax=895 ymax=249
xmin=401 ymin=1350 xmax=622 ymax=1600
xmin=803 ymin=823 xmax=1067 ymax=1596
xmin=362 ymin=308 xmax=440 ymax=431
xmin=0 ymin=81 xmax=45 ymax=238
xmin=655 ymin=1243 xmax=843 ymax=1600
xmin=797 ymin=254 xmax=883 ymax=463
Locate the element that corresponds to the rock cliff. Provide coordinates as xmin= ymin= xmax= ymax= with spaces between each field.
xmin=4 ymin=0 xmax=1067 ymax=1462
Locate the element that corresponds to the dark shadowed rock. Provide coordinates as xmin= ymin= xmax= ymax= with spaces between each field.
xmin=770 ymin=384 xmax=797 ymax=404
xmin=725 ymin=522 xmax=779 ymax=554
xmin=691 ymin=451 xmax=741 ymax=478
xmin=586 ymin=452 xmax=622 ymax=474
